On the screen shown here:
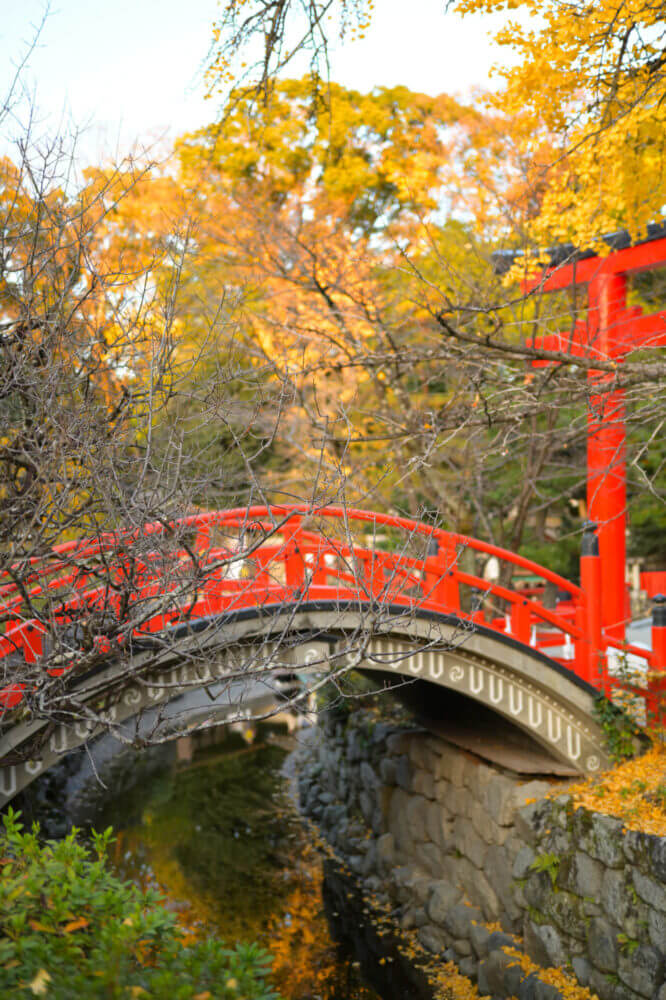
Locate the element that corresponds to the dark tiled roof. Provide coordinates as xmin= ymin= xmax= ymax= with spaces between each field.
xmin=492 ymin=221 xmax=666 ymax=275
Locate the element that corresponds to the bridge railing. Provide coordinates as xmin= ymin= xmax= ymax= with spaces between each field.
xmin=0 ymin=505 xmax=664 ymax=727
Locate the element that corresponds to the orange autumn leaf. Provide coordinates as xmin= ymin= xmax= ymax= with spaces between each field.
xmin=62 ymin=917 xmax=90 ymax=933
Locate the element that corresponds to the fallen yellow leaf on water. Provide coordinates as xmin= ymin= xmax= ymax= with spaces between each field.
xmin=194 ymin=992 xmax=212 ymax=999
xmin=29 ymin=969 xmax=51 ymax=996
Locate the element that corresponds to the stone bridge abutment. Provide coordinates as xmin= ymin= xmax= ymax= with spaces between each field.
xmin=298 ymin=708 xmax=666 ymax=1000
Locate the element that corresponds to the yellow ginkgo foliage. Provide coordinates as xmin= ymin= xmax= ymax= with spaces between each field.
xmin=452 ymin=0 xmax=666 ymax=249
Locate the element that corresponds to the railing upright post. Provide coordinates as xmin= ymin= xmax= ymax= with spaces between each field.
xmin=647 ymin=595 xmax=666 ymax=731
xmin=580 ymin=521 xmax=605 ymax=689
xmin=573 ymin=604 xmax=587 ymax=675
xmin=283 ymin=521 xmax=306 ymax=592
xmin=510 ymin=599 xmax=531 ymax=644
xmin=426 ymin=535 xmax=461 ymax=613
xmin=652 ymin=595 xmax=666 ymax=671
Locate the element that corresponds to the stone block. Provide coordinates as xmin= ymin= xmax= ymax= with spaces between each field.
xmin=438 ymin=854 xmax=464 ymax=888
xmin=387 ymin=788 xmax=412 ymax=851
xmin=484 ymin=772 xmax=521 ymax=826
xmin=457 ymin=860 xmax=501 ymax=921
xmin=393 ymin=865 xmax=431 ymax=905
xmin=524 ymin=870 xmax=551 ymax=911
xmin=529 ymin=923 xmax=569 ymax=968
xmin=573 ymin=810 xmax=624 ymax=868
xmin=417 ymin=923 xmax=447 ymax=954
xmin=588 ymin=965 xmax=615 ymax=1000
xmin=469 ymin=799 xmax=512 ymax=847
xmin=650 ymin=835 xmax=666 ymax=883
xmin=437 ymin=745 xmax=466 ymax=787
xmin=455 ymin=816 xmax=488 ymax=869
xmin=470 ymin=797 xmax=490 ymax=841
xmin=359 ymin=790 xmax=374 ymax=824
xmin=376 ymin=832 xmax=395 ymax=869
xmin=386 ymin=732 xmax=409 ymax=755
xmin=539 ymin=825 xmax=571 ymax=856
xmin=571 ymin=956 xmax=591 ymax=987
xmin=516 ymin=972 xmax=540 ymax=1000
xmin=476 ymin=961 xmax=491 ymax=997
xmin=452 ymin=937 xmax=472 ymax=956
xmin=371 ymin=806 xmax=384 ymax=835
xmin=558 ymin=851 xmax=603 ymax=899
xmin=633 ymin=869 xmax=666 ymax=912
xmin=470 ymin=920 xmax=491 ymax=958
xmin=442 ymin=901 xmax=483 ymax=939
xmin=406 ymin=794 xmax=430 ymax=840
xmin=648 ymin=905 xmax=666 ymax=950
xmin=448 ymin=783 xmax=473 ymax=820
xmin=487 ymin=930 xmax=516 ymax=951
xmin=360 ymin=761 xmax=379 ymax=790
xmin=425 ymin=800 xmax=446 ymax=847
xmin=543 ymin=888 xmax=589 ymax=940
xmin=515 ymin=800 xmax=553 ymax=846
xmin=458 ymin=956 xmax=477 ymax=978
xmin=623 ymin=829 xmax=653 ymax=873
xmin=395 ymin=755 xmax=412 ymax=791
xmin=413 ymin=768 xmax=436 ymax=800
xmin=513 ymin=845 xmax=536 ymax=880
xmin=346 ymin=729 xmax=363 ymax=762
xmin=414 ymin=841 xmax=444 ymax=879
xmin=485 ymin=844 xmax=523 ymax=922
xmin=463 ymin=757 xmax=495 ymax=796
xmin=601 ymin=868 xmax=650 ymax=936
xmin=478 ymin=948 xmax=519 ymax=996
xmin=399 ymin=905 xmax=426 ymax=929
xmin=617 ymin=944 xmax=664 ymax=999
xmin=427 ymin=879 xmax=461 ymax=925
xmin=533 ymin=981 xmax=561 ymax=1000
xmin=499 ymin=908 xmax=522 ymax=935
xmin=434 ymin=779 xmax=453 ymax=810
xmin=408 ymin=739 xmax=426 ymax=769
xmin=513 ymin=779 xmax=553 ymax=811
xmin=379 ymin=757 xmax=397 ymax=785
xmin=588 ymin=917 xmax=618 ymax=973
xmin=523 ymin=920 xmax=553 ymax=969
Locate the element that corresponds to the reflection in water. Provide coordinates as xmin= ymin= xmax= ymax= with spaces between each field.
xmin=83 ymin=723 xmax=383 ymax=999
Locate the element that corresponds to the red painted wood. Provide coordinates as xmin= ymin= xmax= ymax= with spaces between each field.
xmin=0 ymin=505 xmax=658 ymax=727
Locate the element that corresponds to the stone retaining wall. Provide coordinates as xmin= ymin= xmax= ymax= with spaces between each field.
xmin=298 ymin=709 xmax=666 ymax=1000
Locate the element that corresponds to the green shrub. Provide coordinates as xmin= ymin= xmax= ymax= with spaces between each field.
xmin=0 ymin=809 xmax=280 ymax=999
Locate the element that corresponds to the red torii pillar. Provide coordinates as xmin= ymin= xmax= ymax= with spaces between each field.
xmin=526 ymin=234 xmax=666 ymax=641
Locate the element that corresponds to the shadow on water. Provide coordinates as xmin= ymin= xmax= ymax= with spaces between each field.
xmin=15 ymin=722 xmax=434 ymax=1000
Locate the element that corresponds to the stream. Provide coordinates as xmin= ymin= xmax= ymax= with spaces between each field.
xmin=16 ymin=720 xmax=434 ymax=1000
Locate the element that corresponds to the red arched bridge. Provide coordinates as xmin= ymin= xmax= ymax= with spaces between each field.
xmin=0 ymin=505 xmax=664 ymax=804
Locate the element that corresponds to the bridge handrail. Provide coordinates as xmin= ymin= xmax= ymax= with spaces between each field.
xmin=189 ymin=506 xmax=583 ymax=595
xmin=0 ymin=505 xmax=583 ymax=603
xmin=8 ymin=503 xmax=666 ymax=728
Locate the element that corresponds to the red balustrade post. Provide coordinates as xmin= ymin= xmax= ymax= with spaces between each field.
xmin=283 ymin=522 xmax=306 ymax=592
xmin=648 ymin=594 xmax=666 ymax=730
xmin=511 ymin=598 xmax=531 ymax=644
xmin=580 ymin=521 xmax=605 ymax=689
xmin=573 ymin=604 xmax=588 ymax=676
xmin=426 ymin=535 xmax=461 ymax=613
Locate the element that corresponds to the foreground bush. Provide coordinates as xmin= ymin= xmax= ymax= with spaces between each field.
xmin=0 ymin=809 xmax=280 ymax=999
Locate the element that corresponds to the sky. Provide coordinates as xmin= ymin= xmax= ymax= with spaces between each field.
xmin=0 ymin=0 xmax=517 ymax=166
